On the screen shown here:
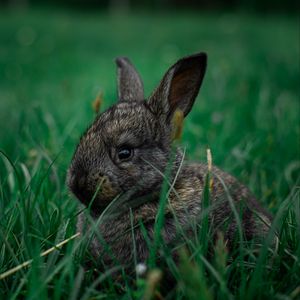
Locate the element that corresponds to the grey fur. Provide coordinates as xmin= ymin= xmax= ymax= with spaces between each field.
xmin=116 ymin=57 xmax=144 ymax=102
xmin=67 ymin=53 xmax=272 ymax=269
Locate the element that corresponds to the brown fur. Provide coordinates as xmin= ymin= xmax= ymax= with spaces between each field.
xmin=67 ymin=53 xmax=272 ymax=270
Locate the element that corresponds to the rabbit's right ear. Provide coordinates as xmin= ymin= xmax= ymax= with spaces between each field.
xmin=116 ymin=57 xmax=144 ymax=102
xmin=148 ymin=53 xmax=207 ymax=122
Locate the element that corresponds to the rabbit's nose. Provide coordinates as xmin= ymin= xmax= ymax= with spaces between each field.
xmin=69 ymin=173 xmax=87 ymax=197
xmin=77 ymin=176 xmax=86 ymax=189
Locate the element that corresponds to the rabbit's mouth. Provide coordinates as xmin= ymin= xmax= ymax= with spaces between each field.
xmin=67 ymin=171 xmax=119 ymax=207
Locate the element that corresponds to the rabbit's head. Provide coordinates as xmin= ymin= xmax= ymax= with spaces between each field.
xmin=67 ymin=53 xmax=207 ymax=214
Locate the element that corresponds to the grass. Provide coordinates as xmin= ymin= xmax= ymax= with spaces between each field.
xmin=0 ymin=7 xmax=299 ymax=299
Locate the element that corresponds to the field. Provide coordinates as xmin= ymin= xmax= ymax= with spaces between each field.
xmin=0 ymin=8 xmax=299 ymax=299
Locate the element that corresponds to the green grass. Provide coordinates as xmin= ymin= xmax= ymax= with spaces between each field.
xmin=0 ymin=7 xmax=299 ymax=299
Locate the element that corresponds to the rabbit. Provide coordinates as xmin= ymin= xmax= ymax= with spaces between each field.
xmin=67 ymin=53 xmax=273 ymax=270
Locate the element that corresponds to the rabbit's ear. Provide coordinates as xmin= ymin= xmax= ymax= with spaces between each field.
xmin=115 ymin=57 xmax=144 ymax=102
xmin=148 ymin=53 xmax=207 ymax=121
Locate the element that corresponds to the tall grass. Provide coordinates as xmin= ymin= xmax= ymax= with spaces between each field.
xmin=0 ymin=144 xmax=299 ymax=299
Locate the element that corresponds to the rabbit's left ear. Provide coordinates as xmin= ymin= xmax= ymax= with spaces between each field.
xmin=116 ymin=57 xmax=144 ymax=102
xmin=148 ymin=53 xmax=207 ymax=121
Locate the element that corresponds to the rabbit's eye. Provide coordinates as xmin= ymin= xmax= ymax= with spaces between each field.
xmin=117 ymin=147 xmax=133 ymax=161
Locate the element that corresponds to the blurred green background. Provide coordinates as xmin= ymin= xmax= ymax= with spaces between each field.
xmin=0 ymin=2 xmax=299 ymax=210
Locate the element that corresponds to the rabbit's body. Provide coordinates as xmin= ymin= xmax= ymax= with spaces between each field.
xmin=68 ymin=53 xmax=272 ymax=270
xmin=76 ymin=162 xmax=271 ymax=267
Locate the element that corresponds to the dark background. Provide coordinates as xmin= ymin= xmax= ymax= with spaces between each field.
xmin=1 ymin=0 xmax=299 ymax=13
